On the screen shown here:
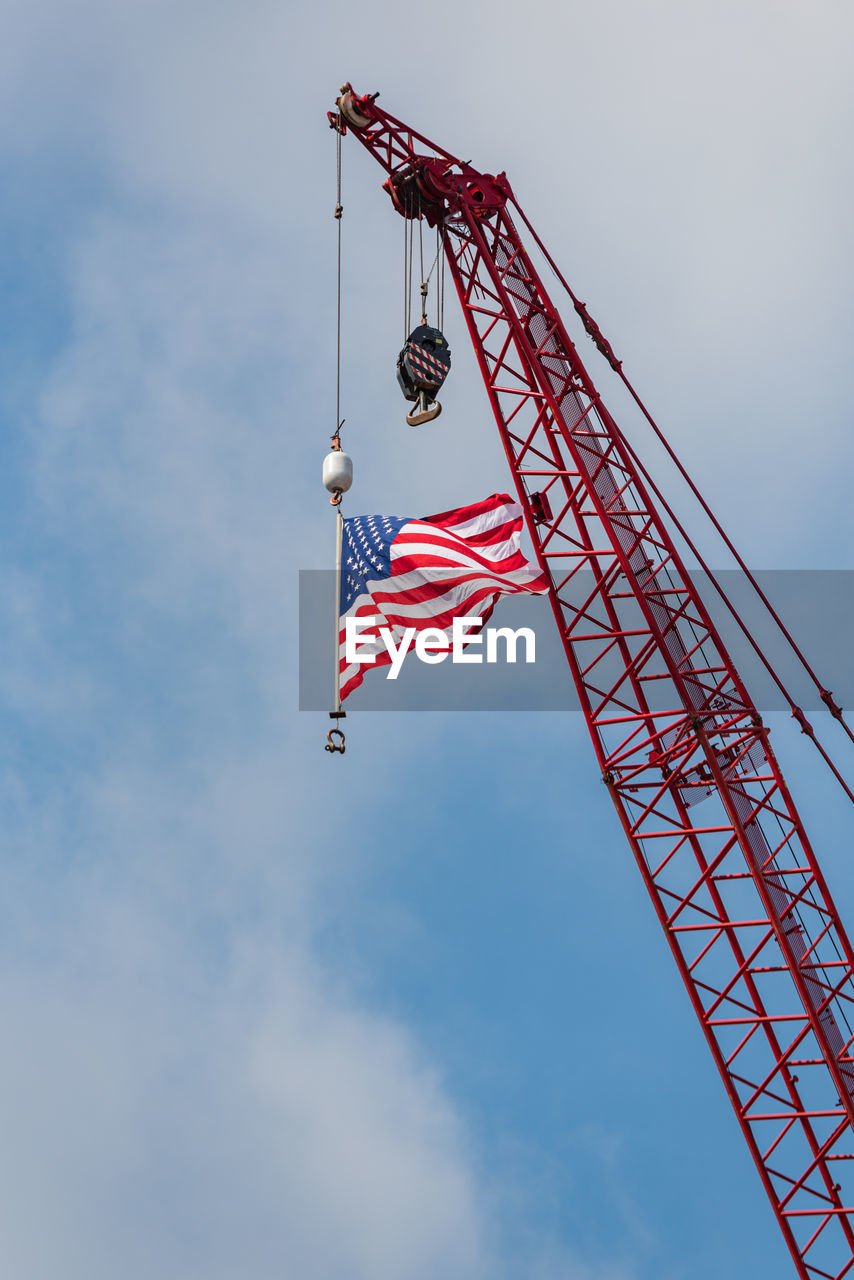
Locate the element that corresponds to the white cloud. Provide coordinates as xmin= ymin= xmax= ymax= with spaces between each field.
xmin=0 ymin=910 xmax=486 ymax=1280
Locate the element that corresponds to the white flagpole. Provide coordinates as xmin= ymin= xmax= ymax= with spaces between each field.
xmin=333 ymin=504 xmax=343 ymax=713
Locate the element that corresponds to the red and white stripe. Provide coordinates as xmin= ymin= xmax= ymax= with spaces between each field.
xmin=407 ymin=342 xmax=448 ymax=384
xmin=339 ymin=493 xmax=548 ymax=702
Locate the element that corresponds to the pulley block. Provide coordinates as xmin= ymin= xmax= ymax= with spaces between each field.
xmin=396 ymin=324 xmax=451 ymax=426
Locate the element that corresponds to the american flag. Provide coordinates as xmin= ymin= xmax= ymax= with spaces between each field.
xmin=338 ymin=493 xmax=549 ymax=702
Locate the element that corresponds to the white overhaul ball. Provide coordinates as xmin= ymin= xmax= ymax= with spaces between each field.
xmin=322 ymin=449 xmax=353 ymax=495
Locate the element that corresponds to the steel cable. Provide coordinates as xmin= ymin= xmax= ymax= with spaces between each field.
xmin=513 ymin=195 xmax=854 ymax=752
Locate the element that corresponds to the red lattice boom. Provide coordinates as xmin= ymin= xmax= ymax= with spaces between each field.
xmin=334 ymin=86 xmax=854 ymax=1279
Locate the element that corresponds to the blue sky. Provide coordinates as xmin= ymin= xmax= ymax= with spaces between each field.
xmin=2 ymin=1 xmax=854 ymax=1277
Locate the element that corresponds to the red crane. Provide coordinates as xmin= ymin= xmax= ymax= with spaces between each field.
xmin=329 ymin=83 xmax=854 ymax=1278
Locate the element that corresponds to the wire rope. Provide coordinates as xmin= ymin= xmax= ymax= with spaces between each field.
xmin=334 ymin=127 xmax=343 ymax=434
xmin=513 ymin=195 xmax=854 ymax=751
xmin=403 ymin=208 xmax=408 ymax=343
xmin=611 ymin=412 xmax=854 ymax=806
